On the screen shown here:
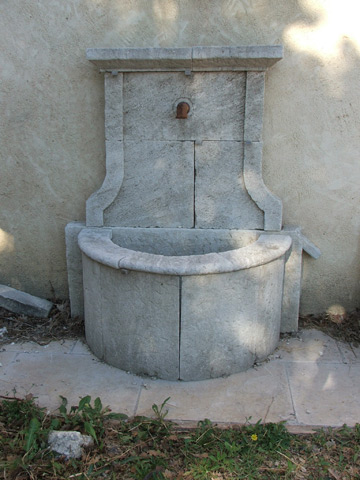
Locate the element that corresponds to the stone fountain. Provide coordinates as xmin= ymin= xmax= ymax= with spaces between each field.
xmin=66 ymin=46 xmax=320 ymax=380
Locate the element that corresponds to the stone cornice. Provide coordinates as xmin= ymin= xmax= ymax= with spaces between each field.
xmin=86 ymin=45 xmax=283 ymax=72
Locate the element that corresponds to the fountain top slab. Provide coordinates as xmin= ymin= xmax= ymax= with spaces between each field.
xmin=86 ymin=45 xmax=283 ymax=72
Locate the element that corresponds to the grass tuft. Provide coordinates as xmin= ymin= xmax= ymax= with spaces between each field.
xmin=0 ymin=395 xmax=359 ymax=479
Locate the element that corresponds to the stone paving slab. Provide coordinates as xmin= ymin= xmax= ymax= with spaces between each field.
xmin=0 ymin=330 xmax=358 ymax=426
xmin=286 ymin=362 xmax=360 ymax=427
xmin=0 ymin=350 xmax=142 ymax=416
xmin=71 ymin=339 xmax=93 ymax=355
xmin=275 ymin=330 xmax=343 ymax=364
xmin=0 ymin=350 xmax=18 ymax=370
xmin=137 ymin=362 xmax=294 ymax=424
xmin=336 ymin=341 xmax=360 ymax=364
xmin=1 ymin=340 xmax=77 ymax=354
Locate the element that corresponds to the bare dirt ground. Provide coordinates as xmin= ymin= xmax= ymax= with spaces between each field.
xmin=0 ymin=301 xmax=84 ymax=346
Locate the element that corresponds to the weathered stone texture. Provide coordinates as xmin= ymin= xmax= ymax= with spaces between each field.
xmin=244 ymin=72 xmax=265 ymax=142
xmin=78 ymin=227 xmax=292 ymax=380
xmin=243 ymin=141 xmax=282 ymax=231
xmin=86 ymin=140 xmax=125 ymax=226
xmin=83 ymin=255 xmax=180 ymax=380
xmin=195 ymin=141 xmax=263 ymax=229
xmin=104 ymin=73 xmax=123 ymax=141
xmin=0 ymin=285 xmax=53 ymax=318
xmin=103 ymin=141 xmax=194 ymax=227
xmin=87 ymin=47 xmax=192 ymax=71
xmin=87 ymin=46 xmax=283 ymax=71
xmin=79 ymin=229 xmax=291 ymax=276
xmin=65 ymin=222 xmax=85 ymax=318
xmin=66 ymin=224 xmax=314 ymax=331
xmin=48 ymin=431 xmax=93 ymax=459
xmin=111 ymin=227 xmax=258 ymax=256
xmin=180 ymin=259 xmax=285 ymax=380
xmin=123 ymin=72 xmax=245 ymax=141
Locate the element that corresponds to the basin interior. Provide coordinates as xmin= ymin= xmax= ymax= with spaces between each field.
xmin=110 ymin=227 xmax=259 ymax=256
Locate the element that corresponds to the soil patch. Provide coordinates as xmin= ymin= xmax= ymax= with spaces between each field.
xmin=0 ymin=301 xmax=84 ymax=346
xmin=299 ymin=308 xmax=360 ymax=347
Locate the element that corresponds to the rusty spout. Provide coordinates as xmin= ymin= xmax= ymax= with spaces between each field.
xmin=176 ymin=101 xmax=190 ymax=119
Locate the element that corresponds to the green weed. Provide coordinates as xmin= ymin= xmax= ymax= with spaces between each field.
xmin=58 ymin=394 xmax=127 ymax=445
xmin=1 ymin=395 xmax=360 ymax=479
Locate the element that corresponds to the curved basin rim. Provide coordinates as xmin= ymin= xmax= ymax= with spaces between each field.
xmin=78 ymin=228 xmax=292 ymax=275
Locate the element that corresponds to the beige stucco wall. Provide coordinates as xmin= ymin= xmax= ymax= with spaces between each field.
xmin=0 ymin=0 xmax=359 ymax=314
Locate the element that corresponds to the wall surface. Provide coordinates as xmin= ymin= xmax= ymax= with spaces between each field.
xmin=1 ymin=0 xmax=359 ymax=314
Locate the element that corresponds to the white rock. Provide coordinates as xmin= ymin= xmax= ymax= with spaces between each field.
xmin=0 ymin=327 xmax=8 ymax=337
xmin=48 ymin=431 xmax=94 ymax=459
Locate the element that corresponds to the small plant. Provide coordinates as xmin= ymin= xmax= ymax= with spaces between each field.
xmin=194 ymin=419 xmax=216 ymax=446
xmin=151 ymin=396 xmax=170 ymax=422
xmin=242 ymin=419 xmax=292 ymax=451
xmin=0 ymin=394 xmax=44 ymax=428
xmin=0 ymin=394 xmax=48 ymax=462
xmin=58 ymin=395 xmax=127 ymax=444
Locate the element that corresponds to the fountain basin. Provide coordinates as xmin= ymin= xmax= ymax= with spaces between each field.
xmin=79 ymin=227 xmax=291 ymax=381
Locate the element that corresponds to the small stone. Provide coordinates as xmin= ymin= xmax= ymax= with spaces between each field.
xmin=325 ymin=439 xmax=336 ymax=448
xmin=0 ymin=327 xmax=8 ymax=337
xmin=48 ymin=431 xmax=94 ymax=459
xmin=0 ymin=285 xmax=53 ymax=318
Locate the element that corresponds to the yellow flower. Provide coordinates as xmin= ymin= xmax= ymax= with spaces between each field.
xmin=251 ymin=434 xmax=258 ymax=441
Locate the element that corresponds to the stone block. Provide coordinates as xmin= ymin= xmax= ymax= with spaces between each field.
xmin=82 ymin=254 xmax=104 ymax=360
xmin=180 ymin=257 xmax=285 ymax=381
xmin=280 ymin=226 xmax=321 ymax=332
xmin=123 ymin=72 xmax=245 ymax=141
xmin=103 ymin=141 xmax=194 ymax=227
xmin=82 ymin=255 xmax=180 ymax=380
xmin=280 ymin=227 xmax=303 ymax=332
xmin=104 ymin=72 xmax=123 ymax=141
xmin=87 ymin=47 xmax=192 ymax=71
xmin=244 ymin=71 xmax=265 ymax=141
xmin=79 ymin=228 xmax=291 ymax=380
xmin=195 ymin=141 xmax=263 ymax=229
xmin=86 ymin=140 xmax=124 ymax=226
xmin=0 ymin=285 xmax=53 ymax=318
xmin=86 ymin=46 xmax=283 ymax=72
xmin=192 ymin=45 xmax=284 ymax=71
xmin=243 ymin=141 xmax=282 ymax=230
xmin=65 ymin=222 xmax=85 ymax=317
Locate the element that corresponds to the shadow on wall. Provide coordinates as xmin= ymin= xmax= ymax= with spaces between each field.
xmin=0 ymin=0 xmax=359 ymax=310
